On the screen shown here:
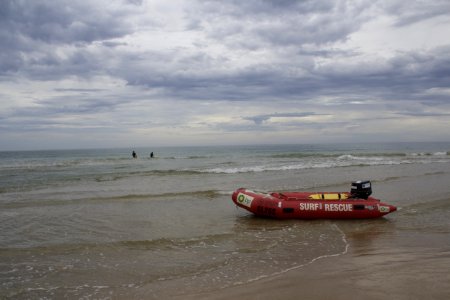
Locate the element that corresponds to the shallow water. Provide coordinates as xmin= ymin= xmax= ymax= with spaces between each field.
xmin=1 ymin=143 xmax=449 ymax=299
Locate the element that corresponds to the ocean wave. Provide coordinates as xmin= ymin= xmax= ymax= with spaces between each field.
xmin=0 ymin=157 xmax=130 ymax=172
xmin=117 ymin=233 xmax=234 ymax=251
xmin=201 ymin=150 xmax=450 ymax=174
xmin=125 ymin=169 xmax=203 ymax=177
xmin=270 ymin=152 xmax=407 ymax=159
xmin=202 ymin=160 xmax=406 ymax=174
xmin=269 ymin=153 xmax=330 ymax=159
xmin=0 ymin=232 xmax=235 ymax=254
xmin=161 ymin=155 xmax=211 ymax=160
xmin=0 ymin=154 xmax=215 ymax=172
xmin=411 ymin=151 xmax=449 ymax=156
xmin=0 ymin=168 xmax=206 ymax=194
xmin=337 ymin=154 xmax=386 ymax=161
xmin=108 ymin=190 xmax=223 ymax=201
xmin=91 ymin=169 xmax=205 ymax=182
xmin=0 ymin=189 xmax=225 ymax=209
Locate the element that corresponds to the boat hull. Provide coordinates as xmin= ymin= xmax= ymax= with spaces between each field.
xmin=232 ymin=188 xmax=396 ymax=219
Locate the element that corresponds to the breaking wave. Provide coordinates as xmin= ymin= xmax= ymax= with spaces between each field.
xmin=203 ymin=157 xmax=419 ymax=174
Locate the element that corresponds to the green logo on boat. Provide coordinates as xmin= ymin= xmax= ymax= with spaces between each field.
xmin=237 ymin=193 xmax=254 ymax=208
xmin=238 ymin=194 xmax=245 ymax=203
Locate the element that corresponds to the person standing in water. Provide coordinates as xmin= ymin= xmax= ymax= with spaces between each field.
xmin=150 ymin=152 xmax=154 ymax=158
xmin=132 ymin=151 xmax=137 ymax=159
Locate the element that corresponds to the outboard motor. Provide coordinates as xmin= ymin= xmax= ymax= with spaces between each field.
xmin=350 ymin=180 xmax=372 ymax=199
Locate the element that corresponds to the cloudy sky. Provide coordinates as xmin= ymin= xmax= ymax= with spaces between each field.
xmin=1 ymin=0 xmax=449 ymax=150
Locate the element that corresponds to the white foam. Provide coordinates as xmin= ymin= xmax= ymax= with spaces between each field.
xmin=433 ymin=152 xmax=447 ymax=156
xmin=232 ymin=223 xmax=349 ymax=286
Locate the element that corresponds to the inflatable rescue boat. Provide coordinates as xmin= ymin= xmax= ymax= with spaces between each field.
xmin=232 ymin=181 xmax=396 ymax=219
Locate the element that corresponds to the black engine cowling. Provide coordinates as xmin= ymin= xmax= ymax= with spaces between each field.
xmin=350 ymin=180 xmax=372 ymax=199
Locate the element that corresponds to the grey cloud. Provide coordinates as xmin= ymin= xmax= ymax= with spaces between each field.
xmin=3 ymin=0 xmax=448 ymax=105
xmin=0 ymin=95 xmax=127 ymax=135
xmin=126 ymin=0 xmax=144 ymax=5
xmin=10 ymin=98 xmax=112 ymax=117
xmin=395 ymin=112 xmax=450 ymax=117
xmin=121 ymin=44 xmax=450 ymax=105
xmin=195 ymin=0 xmax=334 ymax=18
xmin=313 ymin=47 xmax=450 ymax=102
xmin=1 ymin=0 xmax=450 ymax=147
xmin=53 ymin=88 xmax=106 ymax=93
xmin=384 ymin=0 xmax=450 ymax=27
xmin=244 ymin=112 xmax=325 ymax=125
xmin=190 ymin=0 xmax=369 ymax=48
xmin=0 ymin=0 xmax=134 ymax=45
xmin=23 ymin=48 xmax=103 ymax=80
xmin=213 ymin=118 xmax=357 ymax=134
xmin=123 ymin=65 xmax=283 ymax=101
xmin=117 ymin=1 xmax=449 ymax=105
xmin=0 ymin=0 xmax=138 ymax=76
xmin=102 ymin=41 xmax=128 ymax=48
xmin=0 ymin=1 xmax=448 ymax=149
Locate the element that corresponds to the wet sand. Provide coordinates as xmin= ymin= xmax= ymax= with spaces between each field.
xmin=186 ymin=245 xmax=450 ymax=300
xmin=181 ymin=228 xmax=450 ymax=300
xmin=178 ymin=169 xmax=450 ymax=300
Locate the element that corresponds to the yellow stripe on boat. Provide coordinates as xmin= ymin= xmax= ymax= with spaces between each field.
xmin=308 ymin=193 xmax=349 ymax=200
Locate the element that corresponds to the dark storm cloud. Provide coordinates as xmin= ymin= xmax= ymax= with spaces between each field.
xmin=0 ymin=0 xmax=133 ymax=44
xmin=0 ymin=0 xmax=138 ymax=76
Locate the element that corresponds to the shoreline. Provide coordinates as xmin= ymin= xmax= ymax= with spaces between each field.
xmin=179 ymin=230 xmax=450 ymax=300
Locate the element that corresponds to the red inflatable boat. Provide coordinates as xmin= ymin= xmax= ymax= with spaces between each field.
xmin=232 ymin=181 xmax=396 ymax=219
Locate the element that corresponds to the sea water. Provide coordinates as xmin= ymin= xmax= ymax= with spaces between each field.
xmin=1 ymin=142 xmax=449 ymax=298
